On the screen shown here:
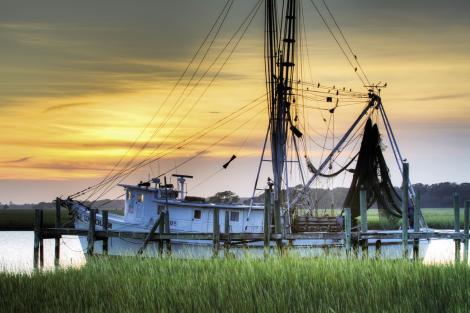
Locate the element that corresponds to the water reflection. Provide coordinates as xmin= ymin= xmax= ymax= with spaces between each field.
xmin=0 ymin=231 xmax=467 ymax=273
xmin=0 ymin=231 xmax=85 ymax=273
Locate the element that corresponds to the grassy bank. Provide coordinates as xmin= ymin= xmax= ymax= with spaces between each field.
xmin=0 ymin=208 xmax=71 ymax=230
xmin=367 ymin=208 xmax=465 ymax=229
xmin=0 ymin=207 xmax=463 ymax=230
xmin=1 ymin=257 xmax=469 ymax=313
xmin=0 ymin=208 xmax=123 ymax=230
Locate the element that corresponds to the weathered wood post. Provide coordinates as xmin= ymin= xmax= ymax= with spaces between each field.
xmin=375 ymin=240 xmax=382 ymax=259
xmin=213 ymin=207 xmax=220 ymax=257
xmin=33 ymin=209 xmax=41 ymax=270
xmin=87 ymin=208 xmax=96 ymax=256
xmin=359 ymin=188 xmax=368 ymax=258
xmin=158 ymin=211 xmax=165 ymax=255
xmin=453 ymin=193 xmax=461 ymax=263
xmin=274 ymin=191 xmax=282 ymax=251
xmin=464 ymin=200 xmax=469 ymax=264
xmin=344 ymin=207 xmax=352 ymax=257
xmin=102 ymin=210 xmax=109 ymax=256
xmin=413 ymin=191 xmax=421 ymax=260
xmin=224 ymin=210 xmax=230 ymax=254
xmin=39 ymin=209 xmax=44 ymax=268
xmin=54 ymin=198 xmax=61 ymax=267
xmin=264 ymin=189 xmax=271 ymax=256
xmin=402 ymin=162 xmax=409 ymax=259
xmin=165 ymin=209 xmax=171 ymax=253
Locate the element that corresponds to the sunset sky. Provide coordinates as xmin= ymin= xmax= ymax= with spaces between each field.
xmin=1 ymin=0 xmax=469 ymax=204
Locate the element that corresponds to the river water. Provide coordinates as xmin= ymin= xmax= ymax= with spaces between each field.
xmin=0 ymin=231 xmax=467 ymax=273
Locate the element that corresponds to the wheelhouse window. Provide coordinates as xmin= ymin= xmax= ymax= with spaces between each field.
xmin=230 ymin=211 xmax=240 ymax=222
xmin=137 ymin=194 xmax=144 ymax=203
xmin=126 ymin=191 xmax=131 ymax=200
xmin=193 ymin=209 xmax=202 ymax=220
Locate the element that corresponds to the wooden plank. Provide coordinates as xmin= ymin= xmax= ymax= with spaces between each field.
xmin=454 ymin=192 xmax=461 ymax=263
xmin=87 ymin=209 xmax=96 ymax=256
xmin=137 ymin=214 xmax=162 ymax=255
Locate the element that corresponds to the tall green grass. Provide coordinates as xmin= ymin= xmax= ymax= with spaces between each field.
xmin=367 ymin=208 xmax=467 ymax=230
xmin=1 ymin=256 xmax=469 ymax=313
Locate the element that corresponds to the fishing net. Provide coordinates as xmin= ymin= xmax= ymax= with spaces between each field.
xmin=343 ymin=118 xmax=402 ymax=223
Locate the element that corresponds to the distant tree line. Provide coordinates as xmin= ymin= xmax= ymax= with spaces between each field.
xmin=246 ymin=182 xmax=470 ymax=209
xmin=3 ymin=182 xmax=470 ymax=209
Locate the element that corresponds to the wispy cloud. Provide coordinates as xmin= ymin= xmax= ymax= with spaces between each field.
xmin=411 ymin=93 xmax=470 ymax=102
xmin=43 ymin=102 xmax=93 ymax=113
xmin=2 ymin=157 xmax=31 ymax=164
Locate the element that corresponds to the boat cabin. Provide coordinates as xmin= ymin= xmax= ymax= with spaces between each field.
xmin=118 ymin=176 xmax=264 ymax=233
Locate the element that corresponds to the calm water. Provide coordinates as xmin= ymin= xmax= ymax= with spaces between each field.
xmin=0 ymin=231 xmax=467 ymax=273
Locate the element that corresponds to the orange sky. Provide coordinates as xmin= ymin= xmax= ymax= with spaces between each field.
xmin=1 ymin=0 xmax=469 ymax=203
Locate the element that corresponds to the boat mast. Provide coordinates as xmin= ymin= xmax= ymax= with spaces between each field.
xmin=265 ymin=0 xmax=297 ymax=231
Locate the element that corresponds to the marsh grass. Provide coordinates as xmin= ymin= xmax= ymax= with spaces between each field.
xmin=367 ymin=208 xmax=466 ymax=230
xmin=1 ymin=256 xmax=469 ymax=313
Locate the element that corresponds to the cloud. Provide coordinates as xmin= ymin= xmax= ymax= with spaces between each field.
xmin=42 ymin=102 xmax=93 ymax=113
xmin=2 ymin=157 xmax=31 ymax=164
xmin=411 ymin=93 xmax=470 ymax=102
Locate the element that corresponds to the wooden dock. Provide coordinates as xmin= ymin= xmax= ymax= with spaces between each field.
xmin=32 ymin=193 xmax=470 ymax=269
xmin=30 ymin=165 xmax=469 ymax=269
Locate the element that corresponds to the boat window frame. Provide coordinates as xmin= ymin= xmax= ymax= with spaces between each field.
xmin=137 ymin=193 xmax=144 ymax=203
xmin=230 ymin=211 xmax=240 ymax=222
xmin=193 ymin=209 xmax=202 ymax=220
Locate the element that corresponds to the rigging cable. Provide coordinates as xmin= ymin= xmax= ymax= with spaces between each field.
xmin=308 ymin=0 xmax=367 ymax=87
xmin=85 ymin=1 xmax=236 ymax=202
xmin=320 ymin=0 xmax=371 ymax=86
xmin=90 ymin=0 xmax=264 ymax=203
xmin=69 ymin=0 xmax=234 ymax=199
xmin=70 ymin=93 xmax=266 ymax=200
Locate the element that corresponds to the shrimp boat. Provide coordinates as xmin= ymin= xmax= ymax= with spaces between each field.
xmin=60 ymin=0 xmax=427 ymax=255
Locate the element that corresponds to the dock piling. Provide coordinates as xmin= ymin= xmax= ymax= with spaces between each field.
xmin=464 ymin=200 xmax=469 ymax=263
xmin=164 ymin=210 xmax=171 ymax=253
xmin=359 ymin=188 xmax=368 ymax=258
xmin=375 ymin=240 xmax=382 ymax=259
xmin=264 ymin=189 xmax=271 ymax=256
xmin=213 ymin=207 xmax=220 ymax=257
xmin=224 ymin=210 xmax=230 ymax=254
xmin=33 ymin=209 xmax=41 ymax=270
xmin=158 ymin=211 xmax=165 ymax=255
xmin=39 ymin=209 xmax=44 ymax=268
xmin=344 ymin=207 xmax=351 ymax=257
xmin=54 ymin=198 xmax=61 ymax=267
xmin=87 ymin=208 xmax=96 ymax=256
xmin=402 ymin=162 xmax=409 ymax=259
xmin=102 ymin=210 xmax=109 ymax=256
xmin=453 ymin=193 xmax=461 ymax=263
xmin=413 ymin=191 xmax=421 ymax=260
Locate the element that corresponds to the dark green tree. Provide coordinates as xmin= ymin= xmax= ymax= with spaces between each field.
xmin=208 ymin=191 xmax=240 ymax=204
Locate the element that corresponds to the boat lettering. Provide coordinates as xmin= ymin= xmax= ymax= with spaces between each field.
xmin=82 ymin=213 xmax=113 ymax=229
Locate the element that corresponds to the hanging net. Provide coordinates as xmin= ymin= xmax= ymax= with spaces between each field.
xmin=343 ymin=118 xmax=402 ymax=223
